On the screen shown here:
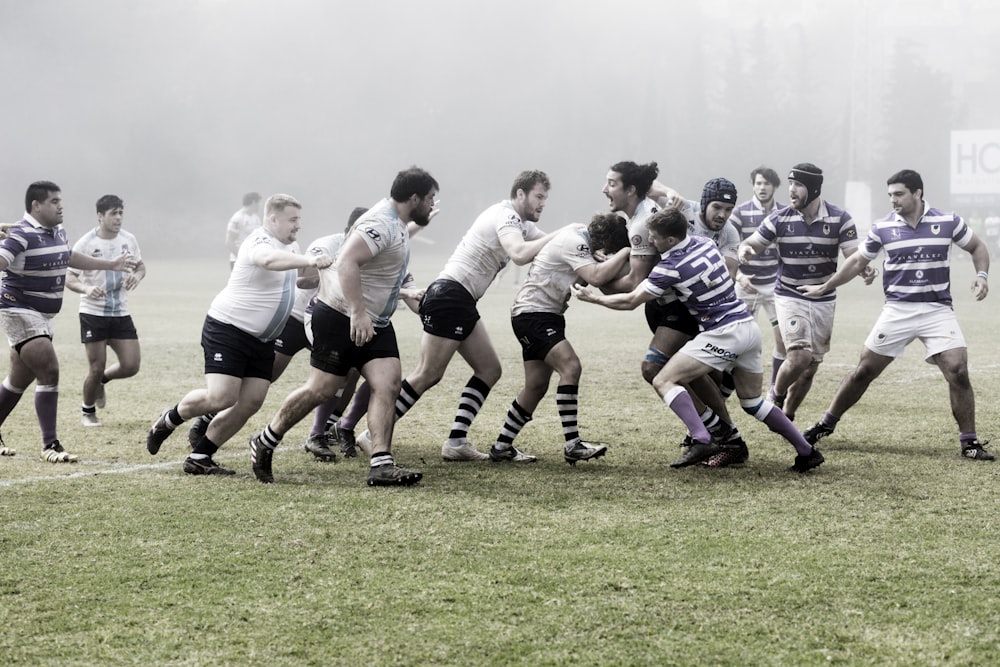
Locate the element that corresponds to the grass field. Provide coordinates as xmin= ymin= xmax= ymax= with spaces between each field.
xmin=2 ymin=255 xmax=998 ymax=666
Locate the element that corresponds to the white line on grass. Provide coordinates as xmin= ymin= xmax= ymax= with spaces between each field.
xmin=0 ymin=453 xmax=244 ymax=487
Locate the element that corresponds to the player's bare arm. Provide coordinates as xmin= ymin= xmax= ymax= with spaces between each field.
xmin=737 ymin=238 xmax=766 ymax=264
xmin=798 ymin=251 xmax=869 ymax=298
xmin=574 ymin=247 xmax=631 ymax=287
xmin=965 ymin=232 xmax=990 ymax=301
xmin=573 ymin=282 xmax=656 ymax=310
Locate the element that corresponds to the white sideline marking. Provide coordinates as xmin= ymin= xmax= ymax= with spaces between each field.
xmin=0 ymin=454 xmax=243 ymax=487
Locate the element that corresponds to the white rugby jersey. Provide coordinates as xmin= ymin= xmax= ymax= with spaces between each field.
xmin=68 ymin=228 xmax=143 ymax=317
xmin=319 ymin=198 xmax=409 ymax=328
xmin=438 ymin=200 xmax=543 ymax=301
xmin=626 ymin=198 xmax=661 ymax=258
xmin=208 ymin=226 xmax=299 ymax=342
xmin=511 ymin=224 xmax=596 ymax=317
xmin=292 ymin=232 xmax=346 ymax=321
xmin=227 ymin=209 xmax=261 ymax=261
xmin=688 ymin=203 xmax=740 ymax=260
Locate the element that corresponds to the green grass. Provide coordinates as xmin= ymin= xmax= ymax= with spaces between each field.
xmin=1 ymin=257 xmax=999 ymax=666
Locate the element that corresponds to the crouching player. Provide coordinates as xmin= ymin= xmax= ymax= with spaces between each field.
xmin=574 ymin=207 xmax=824 ymax=472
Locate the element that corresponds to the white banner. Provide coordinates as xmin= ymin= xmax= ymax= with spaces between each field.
xmin=951 ymin=130 xmax=1000 ymax=195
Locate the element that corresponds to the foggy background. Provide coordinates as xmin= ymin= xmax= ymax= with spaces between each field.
xmin=2 ymin=0 xmax=998 ymax=259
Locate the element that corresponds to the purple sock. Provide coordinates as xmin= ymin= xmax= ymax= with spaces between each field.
xmin=760 ymin=404 xmax=812 ymax=455
xmin=35 ymin=385 xmax=59 ymax=447
xmin=665 ymin=388 xmax=711 ymax=443
xmin=771 ymin=356 xmax=784 ymax=387
xmin=310 ymin=395 xmax=340 ymax=438
xmin=822 ymin=411 xmax=841 ymax=427
xmin=0 ymin=382 xmax=25 ymax=425
xmin=338 ymin=382 xmax=370 ymax=432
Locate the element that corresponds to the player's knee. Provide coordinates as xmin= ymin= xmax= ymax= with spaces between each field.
xmin=739 ymin=397 xmax=766 ymax=418
xmin=478 ymin=364 xmax=502 ymax=386
xmin=120 ymin=361 xmax=140 ymax=378
xmin=641 ymin=348 xmax=669 ymax=384
xmin=561 ymin=357 xmax=582 ymax=383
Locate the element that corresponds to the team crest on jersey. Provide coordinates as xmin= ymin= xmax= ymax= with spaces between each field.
xmin=931 ymin=224 xmax=941 ymax=235
xmin=786 ymin=223 xmax=795 ymax=233
xmin=91 ymin=249 xmax=102 ymax=257
xmin=823 ymin=224 xmax=830 ymax=235
xmin=891 ymin=228 xmax=900 ymax=240
xmin=121 ymin=244 xmax=130 ymax=254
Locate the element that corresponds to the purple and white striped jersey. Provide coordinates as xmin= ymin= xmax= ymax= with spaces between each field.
xmin=860 ymin=204 xmax=973 ymax=307
xmin=728 ymin=197 xmax=783 ymax=287
xmin=641 ymin=235 xmax=752 ymax=332
xmin=0 ymin=215 xmax=72 ymax=315
xmin=750 ymin=201 xmax=859 ymax=302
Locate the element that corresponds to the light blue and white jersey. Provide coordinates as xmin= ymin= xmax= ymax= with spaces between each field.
xmin=69 ymin=228 xmax=142 ymax=317
xmin=319 ymin=198 xmax=410 ymax=328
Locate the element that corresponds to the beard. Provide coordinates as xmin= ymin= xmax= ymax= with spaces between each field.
xmin=411 ymin=208 xmax=431 ymax=227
